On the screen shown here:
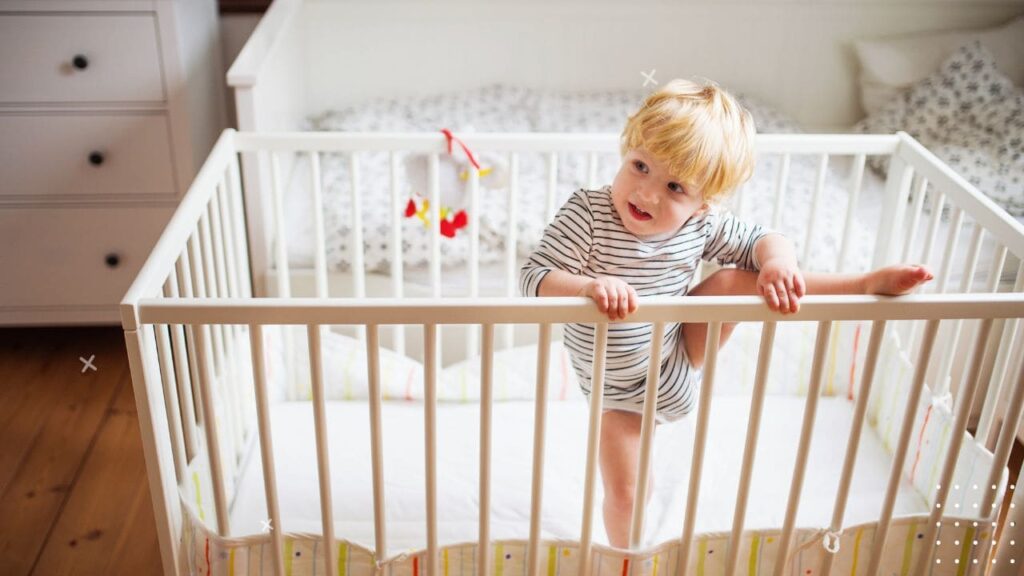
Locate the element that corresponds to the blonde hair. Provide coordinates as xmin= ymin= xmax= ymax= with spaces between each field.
xmin=621 ymin=78 xmax=756 ymax=203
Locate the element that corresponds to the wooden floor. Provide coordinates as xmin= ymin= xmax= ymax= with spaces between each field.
xmin=0 ymin=327 xmax=161 ymax=575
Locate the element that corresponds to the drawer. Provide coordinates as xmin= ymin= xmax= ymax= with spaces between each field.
xmin=0 ymin=114 xmax=176 ymax=199
xmin=0 ymin=14 xmax=164 ymax=104
xmin=0 ymin=207 xmax=172 ymax=309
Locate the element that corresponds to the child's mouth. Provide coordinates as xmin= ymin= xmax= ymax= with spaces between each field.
xmin=629 ymin=202 xmax=653 ymax=221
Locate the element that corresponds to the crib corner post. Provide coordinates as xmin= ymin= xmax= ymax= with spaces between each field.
xmin=124 ymin=326 xmax=184 ymax=576
xmin=871 ymin=143 xmax=914 ymax=270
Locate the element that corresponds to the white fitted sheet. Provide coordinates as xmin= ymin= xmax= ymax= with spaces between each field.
xmin=229 ymin=395 xmax=928 ymax=555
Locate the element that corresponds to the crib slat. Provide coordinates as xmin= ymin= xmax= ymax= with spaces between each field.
xmin=818 ymin=320 xmax=888 ymax=576
xmin=307 ymin=325 xmax=337 ymax=572
xmin=972 ymin=244 xmax=1009 ymax=436
xmin=169 ymin=260 xmax=199 ymax=459
xmin=467 ymin=167 xmax=480 ymax=361
xmin=194 ymin=322 xmax=230 ymax=536
xmin=202 ymin=205 xmax=243 ymax=469
xmin=985 ymin=244 xmax=1008 ymax=294
xmin=980 ymin=345 xmax=1024 ymax=519
xmin=900 ymin=176 xmax=929 ymax=263
xmin=208 ymin=194 xmax=245 ymax=461
xmin=678 ymin=322 xmax=722 ymax=574
xmin=527 ymin=323 xmax=552 ymax=576
xmin=630 ymin=321 xmax=665 ymax=548
xmin=209 ymin=190 xmax=231 ymax=301
xmin=724 ymin=322 xmax=777 ymax=576
xmin=389 ymin=152 xmax=406 ymax=358
xmin=198 ymin=211 xmax=220 ymax=366
xmin=227 ymin=151 xmax=252 ymax=298
xmin=216 ymin=181 xmax=240 ymax=301
xmin=181 ymin=239 xmax=205 ymax=426
xmin=310 ymin=151 xmax=328 ymax=298
xmin=424 ymin=323 xmax=439 ymax=576
xmin=921 ymin=191 xmax=947 ymax=267
xmin=216 ymin=180 xmax=249 ymax=434
xmin=936 ymin=224 xmax=984 ymax=398
xmin=350 ymin=153 xmax=366 ymax=303
xmin=913 ymin=317 xmax=995 ymax=573
xmin=479 ymin=323 xmax=495 ymax=576
xmin=366 ymin=324 xmax=388 ymax=562
xmin=579 ymin=323 xmax=608 ymax=576
xmin=193 ymin=222 xmax=224 ymax=424
xmin=871 ymin=159 xmax=913 ymax=269
xmin=248 ymin=324 xmax=285 ymax=575
xmin=587 ymin=152 xmax=598 ymax=190
xmin=504 ymin=153 xmax=520 ymax=350
xmin=154 ymin=315 xmax=187 ymax=484
xmin=891 ymin=178 xmax=931 ymax=362
xmin=905 ymin=191 xmax=949 ymax=357
xmin=772 ymin=321 xmax=832 ymax=576
xmin=864 ymin=319 xmax=941 ymax=576
xmin=978 ymin=262 xmax=1024 ymax=445
xmin=771 ymin=153 xmax=790 ymax=230
xmin=429 ymin=153 xmax=442 ymax=298
xmin=545 ymin=152 xmax=559 ymax=221
xmin=122 ymin=325 xmax=183 ymax=576
xmin=802 ymin=154 xmax=828 ymax=265
xmin=270 ymin=152 xmax=291 ymax=298
xmin=935 ymin=207 xmax=964 ymax=294
xmin=836 ymin=154 xmax=865 ymax=273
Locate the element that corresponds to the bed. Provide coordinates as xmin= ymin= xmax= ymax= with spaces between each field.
xmin=122 ymin=128 xmax=1024 ymax=576
xmin=119 ymin=1 xmax=1024 ymax=575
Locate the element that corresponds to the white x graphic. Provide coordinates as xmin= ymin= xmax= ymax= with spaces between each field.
xmin=261 ymin=518 xmax=273 ymax=533
xmin=80 ymin=355 xmax=97 ymax=373
xmin=641 ymin=69 xmax=658 ymax=88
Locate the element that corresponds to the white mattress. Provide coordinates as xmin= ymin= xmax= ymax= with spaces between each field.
xmin=229 ymin=395 xmax=929 ymax=555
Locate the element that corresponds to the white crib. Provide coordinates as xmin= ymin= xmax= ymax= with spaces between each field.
xmin=122 ymin=129 xmax=1024 ymax=576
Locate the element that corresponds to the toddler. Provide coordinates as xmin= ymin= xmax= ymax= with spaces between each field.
xmin=518 ymin=79 xmax=933 ymax=548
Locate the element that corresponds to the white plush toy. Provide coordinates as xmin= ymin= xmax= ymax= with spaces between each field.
xmin=403 ymin=128 xmax=508 ymax=237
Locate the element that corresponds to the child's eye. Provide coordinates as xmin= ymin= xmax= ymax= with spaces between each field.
xmin=633 ymin=160 xmax=648 ymax=174
xmin=668 ymin=182 xmax=686 ymax=194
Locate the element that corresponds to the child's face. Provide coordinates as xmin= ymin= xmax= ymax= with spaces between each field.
xmin=611 ymin=149 xmax=706 ymax=237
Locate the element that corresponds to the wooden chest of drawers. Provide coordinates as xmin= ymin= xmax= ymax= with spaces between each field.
xmin=0 ymin=0 xmax=227 ymax=325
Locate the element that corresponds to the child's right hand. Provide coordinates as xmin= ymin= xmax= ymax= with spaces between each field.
xmin=580 ymin=276 xmax=638 ymax=320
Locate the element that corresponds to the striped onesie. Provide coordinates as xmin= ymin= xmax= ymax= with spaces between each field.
xmin=519 ymin=186 xmax=769 ymax=422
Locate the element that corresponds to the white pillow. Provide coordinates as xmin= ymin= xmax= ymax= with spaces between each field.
xmin=438 ymin=340 xmax=582 ymax=402
xmin=269 ymin=327 xmax=581 ymax=403
xmin=855 ymin=42 xmax=1024 ymax=217
xmin=854 ymin=16 xmax=1024 ymax=115
xmin=267 ymin=327 xmax=425 ymax=402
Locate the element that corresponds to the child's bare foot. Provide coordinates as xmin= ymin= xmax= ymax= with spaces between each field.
xmin=865 ymin=264 xmax=934 ymax=295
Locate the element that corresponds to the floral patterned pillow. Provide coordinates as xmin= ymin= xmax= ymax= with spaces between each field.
xmin=855 ymin=41 xmax=1024 ymax=216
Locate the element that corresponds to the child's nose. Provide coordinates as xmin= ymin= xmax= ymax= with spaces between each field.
xmin=637 ymin=184 xmax=659 ymax=205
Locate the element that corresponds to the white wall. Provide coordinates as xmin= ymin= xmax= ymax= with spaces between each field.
xmin=221 ymin=2 xmax=1024 ymax=130
xmin=220 ymin=13 xmax=262 ymax=127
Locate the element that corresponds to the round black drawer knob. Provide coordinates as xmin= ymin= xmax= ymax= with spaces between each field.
xmin=104 ymin=253 xmax=120 ymax=269
xmin=72 ymin=54 xmax=89 ymax=70
xmin=88 ymin=151 xmax=105 ymax=166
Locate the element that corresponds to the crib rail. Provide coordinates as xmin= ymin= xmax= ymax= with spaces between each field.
xmin=123 ymin=129 xmax=1024 ymax=576
xmin=128 ymin=296 xmax=1024 ymax=576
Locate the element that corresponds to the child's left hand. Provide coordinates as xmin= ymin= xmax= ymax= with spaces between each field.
xmin=757 ymin=257 xmax=806 ymax=314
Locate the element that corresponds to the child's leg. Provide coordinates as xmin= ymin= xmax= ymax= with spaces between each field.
xmin=682 ymin=264 xmax=933 ymax=368
xmin=599 ymin=409 xmax=654 ymax=549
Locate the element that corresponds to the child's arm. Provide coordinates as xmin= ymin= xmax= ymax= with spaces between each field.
xmin=753 ymin=233 xmax=806 ymax=313
xmin=537 ymin=270 xmax=638 ymax=320
xmin=522 ymin=190 xmax=635 ymax=320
